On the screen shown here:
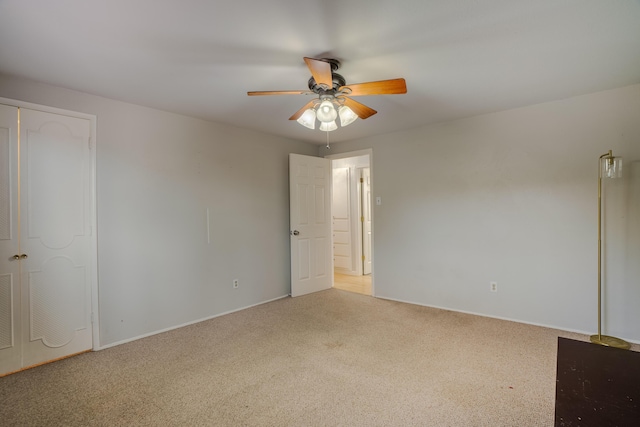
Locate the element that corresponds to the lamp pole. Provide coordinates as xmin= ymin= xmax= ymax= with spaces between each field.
xmin=589 ymin=150 xmax=630 ymax=349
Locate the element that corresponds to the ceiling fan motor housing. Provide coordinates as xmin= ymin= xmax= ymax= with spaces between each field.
xmin=307 ymin=73 xmax=346 ymax=94
xmin=307 ymin=58 xmax=344 ymax=94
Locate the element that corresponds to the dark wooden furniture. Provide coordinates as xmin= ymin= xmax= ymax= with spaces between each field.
xmin=555 ymin=337 xmax=640 ymax=426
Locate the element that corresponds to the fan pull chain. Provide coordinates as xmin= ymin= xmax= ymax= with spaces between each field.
xmin=326 ymin=130 xmax=330 ymax=150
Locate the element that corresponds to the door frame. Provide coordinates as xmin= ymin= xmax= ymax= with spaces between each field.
xmin=0 ymin=97 xmax=99 ymax=351
xmin=358 ymin=166 xmax=372 ymax=275
xmin=325 ymin=148 xmax=374 ymax=295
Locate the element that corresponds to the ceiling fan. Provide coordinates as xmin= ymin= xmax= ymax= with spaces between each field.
xmin=248 ymin=57 xmax=407 ymax=131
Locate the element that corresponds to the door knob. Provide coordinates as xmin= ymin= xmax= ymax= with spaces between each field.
xmin=20 ymin=254 xmax=28 ymax=259
xmin=12 ymin=254 xmax=20 ymax=260
xmin=291 ymin=230 xmax=300 ymax=236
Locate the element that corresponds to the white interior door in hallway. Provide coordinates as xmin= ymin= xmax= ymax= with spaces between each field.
xmin=0 ymin=103 xmax=95 ymax=376
xmin=360 ymin=167 xmax=372 ymax=275
xmin=332 ymin=166 xmax=352 ymax=271
xmin=289 ymin=154 xmax=332 ymax=297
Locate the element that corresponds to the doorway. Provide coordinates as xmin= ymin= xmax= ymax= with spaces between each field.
xmin=326 ymin=150 xmax=373 ymax=296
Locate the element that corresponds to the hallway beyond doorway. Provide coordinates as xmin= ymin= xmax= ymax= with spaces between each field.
xmin=333 ymin=273 xmax=372 ymax=296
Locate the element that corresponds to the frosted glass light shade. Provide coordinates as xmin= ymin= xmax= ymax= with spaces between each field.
xmin=319 ymin=120 xmax=337 ymax=131
xmin=297 ymin=109 xmax=316 ymax=129
xmin=338 ymin=106 xmax=357 ymax=127
xmin=316 ymin=100 xmax=338 ymax=122
xmin=601 ymin=156 xmax=622 ymax=179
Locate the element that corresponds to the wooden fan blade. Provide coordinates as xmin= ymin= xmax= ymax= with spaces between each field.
xmin=289 ymin=100 xmax=317 ymax=121
xmin=304 ymin=57 xmax=333 ymax=88
xmin=248 ymin=90 xmax=310 ymax=96
xmin=340 ymin=97 xmax=377 ymax=119
xmin=340 ymin=78 xmax=407 ymax=96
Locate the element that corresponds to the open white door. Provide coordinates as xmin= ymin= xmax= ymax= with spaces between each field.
xmin=289 ymin=154 xmax=332 ymax=297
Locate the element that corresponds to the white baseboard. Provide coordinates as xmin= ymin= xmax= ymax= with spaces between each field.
xmin=94 ymin=292 xmax=639 ymax=351
xmin=374 ymin=294 xmax=640 ymax=345
xmin=95 ymin=294 xmax=290 ymax=350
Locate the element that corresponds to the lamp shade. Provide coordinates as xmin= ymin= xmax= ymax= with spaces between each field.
xmin=319 ymin=120 xmax=338 ymax=132
xmin=338 ymin=106 xmax=358 ymax=127
xmin=297 ymin=109 xmax=316 ymax=129
xmin=316 ymin=100 xmax=338 ymax=123
xmin=601 ymin=156 xmax=622 ymax=179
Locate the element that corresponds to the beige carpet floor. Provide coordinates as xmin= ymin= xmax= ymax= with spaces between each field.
xmin=1 ymin=289 xmax=635 ymax=426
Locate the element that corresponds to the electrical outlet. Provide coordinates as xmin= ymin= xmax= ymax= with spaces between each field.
xmin=490 ymin=281 xmax=498 ymax=292
xmin=233 ymin=279 xmax=239 ymax=289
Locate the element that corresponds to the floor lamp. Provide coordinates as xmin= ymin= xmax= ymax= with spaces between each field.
xmin=589 ymin=150 xmax=630 ymax=350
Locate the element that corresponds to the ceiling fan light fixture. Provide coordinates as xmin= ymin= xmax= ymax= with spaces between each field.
xmin=316 ymin=99 xmax=338 ymax=123
xmin=338 ymin=105 xmax=358 ymax=127
xmin=319 ymin=120 xmax=338 ymax=132
xmin=297 ymin=108 xmax=316 ymax=129
xmin=250 ymin=56 xmax=406 ymax=133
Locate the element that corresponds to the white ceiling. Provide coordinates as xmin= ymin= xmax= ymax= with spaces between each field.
xmin=1 ymin=0 xmax=639 ymax=145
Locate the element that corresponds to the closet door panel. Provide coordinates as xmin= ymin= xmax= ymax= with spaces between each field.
xmin=0 ymin=104 xmax=21 ymax=375
xmin=27 ymin=126 xmax=85 ymax=249
xmin=19 ymin=108 xmax=92 ymax=367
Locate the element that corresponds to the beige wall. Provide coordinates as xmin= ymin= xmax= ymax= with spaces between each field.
xmin=3 ymin=72 xmax=639 ymax=346
xmin=320 ymin=84 xmax=640 ymax=343
xmin=0 ymin=74 xmax=318 ymax=347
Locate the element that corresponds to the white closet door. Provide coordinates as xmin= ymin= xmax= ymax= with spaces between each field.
xmin=0 ymin=104 xmax=21 ymax=375
xmin=19 ymin=108 xmax=93 ymax=368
